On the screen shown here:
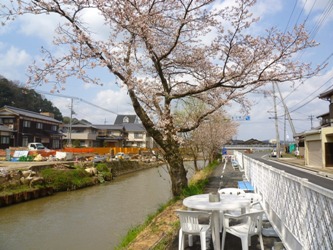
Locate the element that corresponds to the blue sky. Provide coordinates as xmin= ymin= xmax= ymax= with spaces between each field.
xmin=1 ymin=0 xmax=333 ymax=141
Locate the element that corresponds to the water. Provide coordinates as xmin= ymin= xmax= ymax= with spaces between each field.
xmin=0 ymin=161 xmax=203 ymax=250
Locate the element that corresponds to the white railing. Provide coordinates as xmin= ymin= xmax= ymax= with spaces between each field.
xmin=234 ymin=151 xmax=333 ymax=250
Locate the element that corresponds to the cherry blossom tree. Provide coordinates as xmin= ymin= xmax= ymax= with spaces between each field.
xmin=1 ymin=0 xmax=324 ymax=196
xmin=175 ymin=98 xmax=237 ymax=169
xmin=193 ymin=111 xmax=238 ymax=164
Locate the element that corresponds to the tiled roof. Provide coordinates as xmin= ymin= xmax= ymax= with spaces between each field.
xmin=1 ymin=106 xmax=61 ymax=123
xmin=62 ymin=124 xmax=98 ymax=129
xmin=93 ymin=124 xmax=124 ymax=130
xmin=123 ymin=123 xmax=146 ymax=132
xmin=319 ymin=88 xmax=333 ymax=100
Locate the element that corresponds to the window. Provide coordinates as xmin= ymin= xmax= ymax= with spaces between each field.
xmin=134 ymin=132 xmax=143 ymax=139
xmin=22 ymin=137 xmax=28 ymax=146
xmin=36 ymin=123 xmax=43 ymax=129
xmin=52 ymin=139 xmax=60 ymax=149
xmin=0 ymin=136 xmax=9 ymax=144
xmin=51 ymin=125 xmax=57 ymax=131
xmin=23 ymin=120 xmax=31 ymax=128
xmin=3 ymin=118 xmax=14 ymax=124
xmin=123 ymin=116 xmax=129 ymax=123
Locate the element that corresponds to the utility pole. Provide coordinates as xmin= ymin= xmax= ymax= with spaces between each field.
xmin=272 ymin=83 xmax=281 ymax=158
xmin=68 ymin=98 xmax=73 ymax=147
xmin=284 ymin=110 xmax=287 ymax=150
xmin=309 ymin=115 xmax=314 ymax=129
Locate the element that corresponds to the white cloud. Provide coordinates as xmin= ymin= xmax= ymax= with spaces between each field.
xmin=17 ymin=13 xmax=63 ymax=45
xmin=251 ymin=0 xmax=283 ymax=18
xmin=80 ymin=8 xmax=111 ymax=41
xmin=0 ymin=46 xmax=31 ymax=80
xmin=49 ymin=86 xmax=133 ymax=124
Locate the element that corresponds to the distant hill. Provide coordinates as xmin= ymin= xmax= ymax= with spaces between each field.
xmin=0 ymin=76 xmax=63 ymax=121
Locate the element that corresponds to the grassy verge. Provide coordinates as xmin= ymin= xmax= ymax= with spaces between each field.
xmin=115 ymin=200 xmax=176 ymax=250
xmin=40 ymin=167 xmax=95 ymax=191
xmin=115 ymin=160 xmax=219 ymax=250
xmin=0 ymin=184 xmax=39 ymax=196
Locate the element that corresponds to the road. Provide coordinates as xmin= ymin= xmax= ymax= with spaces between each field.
xmin=248 ymin=152 xmax=333 ymax=191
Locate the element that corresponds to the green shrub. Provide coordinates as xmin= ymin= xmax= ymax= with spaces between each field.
xmin=95 ymin=163 xmax=109 ymax=172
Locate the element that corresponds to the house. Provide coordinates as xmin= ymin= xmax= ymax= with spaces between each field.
xmin=0 ymin=106 xmax=63 ymax=149
xmin=61 ymin=115 xmax=154 ymax=148
xmin=301 ymin=89 xmax=333 ymax=168
xmin=122 ymin=123 xmax=150 ymax=148
xmin=0 ymin=124 xmax=15 ymax=149
xmin=94 ymin=124 xmax=125 ymax=147
xmin=113 ymin=114 xmax=155 ymax=148
xmin=61 ymin=124 xmax=99 ymax=147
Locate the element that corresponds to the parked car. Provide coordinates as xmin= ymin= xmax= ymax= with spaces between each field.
xmin=271 ymin=149 xmax=282 ymax=157
xmin=115 ymin=152 xmax=130 ymax=160
xmin=27 ymin=142 xmax=47 ymax=151
xmin=93 ymin=155 xmax=107 ymax=163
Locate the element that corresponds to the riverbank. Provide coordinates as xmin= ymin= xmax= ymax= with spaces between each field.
xmin=0 ymin=160 xmax=162 ymax=207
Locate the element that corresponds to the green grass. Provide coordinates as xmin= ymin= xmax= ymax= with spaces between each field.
xmin=40 ymin=168 xmax=94 ymax=191
xmin=0 ymin=184 xmax=37 ymax=196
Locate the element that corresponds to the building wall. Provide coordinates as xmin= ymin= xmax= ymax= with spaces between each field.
xmin=304 ymin=132 xmax=322 ymax=168
xmin=321 ymin=127 xmax=333 ymax=167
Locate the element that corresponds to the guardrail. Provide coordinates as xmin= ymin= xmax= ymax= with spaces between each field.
xmin=234 ymin=151 xmax=333 ymax=250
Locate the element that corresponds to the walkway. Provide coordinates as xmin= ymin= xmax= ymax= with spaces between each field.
xmin=167 ymin=160 xmax=283 ymax=250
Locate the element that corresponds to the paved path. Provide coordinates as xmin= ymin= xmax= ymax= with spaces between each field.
xmin=168 ymin=161 xmax=282 ymax=250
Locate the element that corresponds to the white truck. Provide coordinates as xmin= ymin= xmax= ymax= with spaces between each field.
xmin=27 ymin=142 xmax=46 ymax=150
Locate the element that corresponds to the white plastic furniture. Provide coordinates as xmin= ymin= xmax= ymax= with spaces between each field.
xmin=217 ymin=188 xmax=246 ymax=231
xmin=175 ymin=210 xmax=211 ymax=250
xmin=221 ymin=210 xmax=265 ymax=250
xmin=183 ymin=194 xmax=250 ymax=250
xmin=230 ymin=193 xmax=262 ymax=215
xmin=218 ymin=188 xmax=245 ymax=195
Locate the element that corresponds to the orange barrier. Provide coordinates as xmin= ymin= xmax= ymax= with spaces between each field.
xmin=61 ymin=147 xmax=157 ymax=155
xmin=0 ymin=147 xmax=159 ymax=157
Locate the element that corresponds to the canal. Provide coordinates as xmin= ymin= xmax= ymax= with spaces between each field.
xmin=0 ymin=161 xmax=203 ymax=250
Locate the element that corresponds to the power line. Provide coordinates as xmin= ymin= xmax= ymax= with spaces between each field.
xmin=289 ymin=75 xmax=333 ymax=113
xmin=36 ymin=90 xmax=118 ymax=115
xmin=308 ymin=1 xmax=333 ymax=40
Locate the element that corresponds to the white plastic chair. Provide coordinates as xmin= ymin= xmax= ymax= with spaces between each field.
xmin=221 ymin=210 xmax=265 ymax=250
xmin=218 ymin=188 xmax=245 ymax=195
xmin=244 ymin=193 xmax=270 ymax=221
xmin=218 ymin=188 xmax=245 ymax=232
xmin=225 ymin=193 xmax=262 ymax=217
xmin=175 ymin=210 xmax=211 ymax=250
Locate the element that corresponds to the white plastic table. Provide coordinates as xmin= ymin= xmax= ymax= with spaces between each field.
xmin=183 ymin=194 xmax=250 ymax=250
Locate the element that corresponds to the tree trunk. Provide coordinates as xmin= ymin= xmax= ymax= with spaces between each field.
xmin=190 ymin=146 xmax=199 ymax=172
xmin=127 ymin=89 xmax=188 ymax=196
xmin=163 ymin=142 xmax=188 ymax=197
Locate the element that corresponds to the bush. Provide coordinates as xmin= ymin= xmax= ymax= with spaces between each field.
xmin=95 ymin=163 xmax=109 ymax=172
xmin=40 ymin=168 xmax=94 ymax=191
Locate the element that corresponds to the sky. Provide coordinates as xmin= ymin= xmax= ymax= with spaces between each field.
xmin=1 ymin=0 xmax=333 ymax=141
